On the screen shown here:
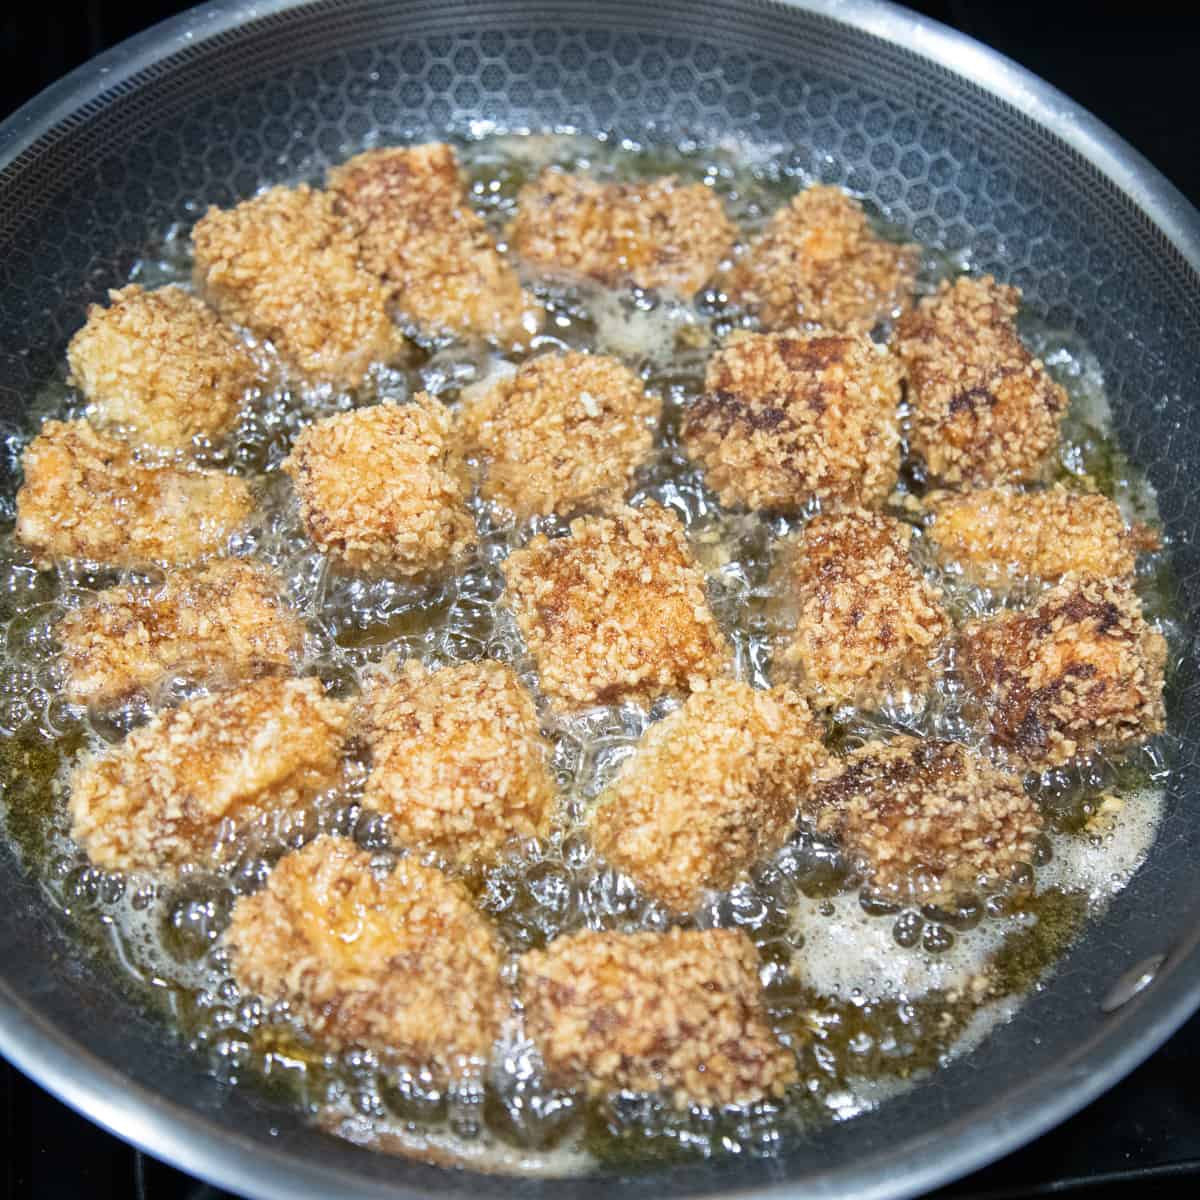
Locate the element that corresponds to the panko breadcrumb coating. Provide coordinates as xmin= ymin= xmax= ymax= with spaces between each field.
xmin=67 ymin=284 xmax=258 ymax=451
xmin=15 ymin=420 xmax=253 ymax=570
xmin=773 ymin=509 xmax=950 ymax=710
xmin=192 ymin=184 xmax=398 ymax=387
xmin=959 ymin=575 xmax=1167 ymax=767
xmin=588 ymin=681 xmax=824 ymax=913
xmin=69 ymin=677 xmax=350 ymax=873
xmin=459 ymin=351 xmax=660 ymax=520
xmin=726 ymin=185 xmax=919 ymax=333
xmin=283 ymin=398 xmax=475 ymax=577
xmin=225 ymin=835 xmax=505 ymax=1071
xmin=508 ymin=169 xmax=736 ymax=296
xmin=803 ymin=737 xmax=1043 ymax=901
xmin=359 ymin=659 xmax=557 ymax=869
xmin=520 ymin=927 xmax=796 ymax=1107
xmin=328 ymin=143 xmax=538 ymax=343
xmin=682 ymin=331 xmax=902 ymax=512
xmin=501 ymin=503 xmax=731 ymax=711
xmin=56 ymin=560 xmax=305 ymax=707
xmin=895 ymin=275 xmax=1068 ymax=485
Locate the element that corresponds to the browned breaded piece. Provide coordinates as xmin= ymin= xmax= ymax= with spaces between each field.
xmin=508 ymin=169 xmax=736 ymax=295
xmin=773 ymin=509 xmax=950 ymax=710
xmin=726 ymin=185 xmax=919 ymax=333
xmin=328 ymin=143 xmax=538 ymax=343
xmin=283 ymin=398 xmax=475 ymax=577
xmin=520 ymin=927 xmax=796 ymax=1107
xmin=359 ymin=658 xmax=557 ymax=868
xmin=192 ymin=184 xmax=398 ymax=387
xmin=69 ymin=677 xmax=350 ymax=873
xmin=459 ymin=351 xmax=660 ymax=520
xmin=501 ymin=502 xmax=731 ymax=711
xmin=56 ymin=560 xmax=305 ymax=707
xmin=895 ymin=276 xmax=1068 ymax=486
xmin=803 ymin=737 xmax=1043 ymax=901
xmin=225 ymin=835 xmax=506 ymax=1071
xmin=959 ymin=575 xmax=1167 ymax=767
xmin=15 ymin=420 xmax=253 ymax=570
xmin=588 ymin=681 xmax=823 ymax=914
xmin=682 ymin=331 xmax=902 ymax=511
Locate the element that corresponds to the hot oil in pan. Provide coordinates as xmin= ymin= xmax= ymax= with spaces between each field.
xmin=0 ymin=133 xmax=1186 ymax=1174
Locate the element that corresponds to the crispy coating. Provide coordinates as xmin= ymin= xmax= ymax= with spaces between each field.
xmin=588 ymin=681 xmax=824 ymax=914
xmin=15 ymin=420 xmax=253 ymax=570
xmin=520 ymin=927 xmax=796 ymax=1107
xmin=359 ymin=659 xmax=557 ymax=868
xmin=69 ymin=677 xmax=351 ymax=873
xmin=501 ymin=502 xmax=731 ymax=711
xmin=328 ymin=143 xmax=538 ymax=343
xmin=459 ymin=351 xmax=660 ymax=519
xmin=682 ymin=331 xmax=902 ymax=511
xmin=225 ymin=835 xmax=505 ymax=1070
xmin=803 ymin=736 xmax=1043 ymax=901
xmin=509 ymin=169 xmax=736 ymax=295
xmin=895 ymin=276 xmax=1068 ymax=485
xmin=959 ymin=575 xmax=1167 ymax=767
xmin=726 ymin=185 xmax=919 ymax=333
xmin=56 ymin=560 xmax=305 ymax=707
xmin=283 ymin=398 xmax=475 ymax=577
xmin=774 ymin=509 xmax=950 ymax=710
xmin=192 ymin=184 xmax=398 ymax=387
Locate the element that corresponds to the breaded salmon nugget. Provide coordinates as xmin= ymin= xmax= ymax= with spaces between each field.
xmin=459 ymin=351 xmax=660 ymax=520
xmin=359 ymin=659 xmax=556 ymax=869
xmin=69 ymin=677 xmax=350 ymax=874
xmin=895 ymin=276 xmax=1068 ymax=486
xmin=682 ymin=331 xmax=902 ymax=512
xmin=773 ymin=509 xmax=950 ymax=710
xmin=225 ymin=835 xmax=505 ymax=1071
xmin=508 ymin=169 xmax=736 ymax=296
xmin=726 ymin=185 xmax=919 ymax=333
xmin=328 ymin=143 xmax=538 ymax=343
xmin=501 ymin=502 xmax=731 ymax=711
xmin=15 ymin=420 xmax=253 ymax=570
xmin=959 ymin=575 xmax=1167 ymax=767
xmin=588 ymin=681 xmax=823 ymax=914
xmin=520 ymin=927 xmax=796 ymax=1108
xmin=192 ymin=184 xmax=398 ymax=387
xmin=56 ymin=560 xmax=305 ymax=707
xmin=66 ymin=284 xmax=258 ymax=451
xmin=283 ymin=398 xmax=475 ymax=577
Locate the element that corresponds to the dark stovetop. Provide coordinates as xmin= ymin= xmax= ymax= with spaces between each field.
xmin=3 ymin=2 xmax=1200 ymax=1197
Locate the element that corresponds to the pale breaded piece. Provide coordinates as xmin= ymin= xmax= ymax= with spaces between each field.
xmin=726 ymin=186 xmax=919 ymax=333
xmin=508 ymin=169 xmax=736 ymax=296
xmin=520 ymin=927 xmax=796 ymax=1108
xmin=682 ymin=331 xmax=902 ymax=511
xmin=773 ymin=509 xmax=950 ymax=710
xmin=192 ymin=184 xmax=398 ymax=387
xmin=15 ymin=420 xmax=253 ymax=570
xmin=895 ymin=276 xmax=1068 ymax=485
xmin=803 ymin=737 xmax=1043 ymax=902
xmin=501 ymin=502 xmax=731 ymax=711
xmin=328 ymin=143 xmax=538 ymax=343
xmin=588 ymin=681 xmax=823 ymax=914
xmin=225 ymin=835 xmax=505 ymax=1071
xmin=359 ymin=659 xmax=556 ymax=869
xmin=66 ymin=284 xmax=258 ymax=451
xmin=959 ymin=575 xmax=1167 ymax=767
xmin=283 ymin=398 xmax=475 ymax=577
xmin=459 ymin=351 xmax=660 ymax=520
xmin=69 ymin=677 xmax=351 ymax=873
xmin=56 ymin=560 xmax=305 ymax=707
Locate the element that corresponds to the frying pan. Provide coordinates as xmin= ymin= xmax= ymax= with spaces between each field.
xmin=2 ymin=1 xmax=1199 ymax=1197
